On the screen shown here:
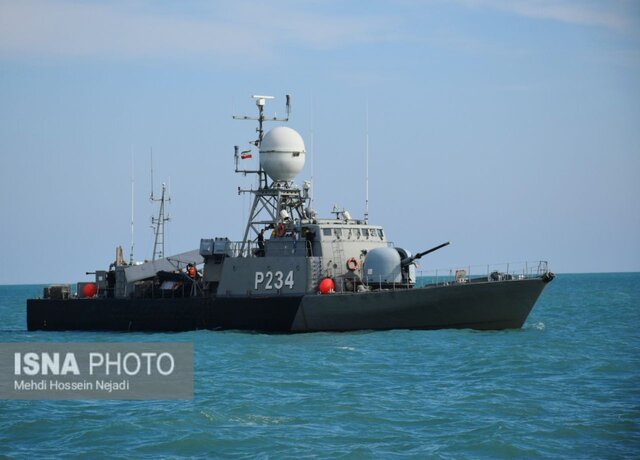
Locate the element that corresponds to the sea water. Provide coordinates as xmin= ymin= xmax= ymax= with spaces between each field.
xmin=0 ymin=274 xmax=638 ymax=459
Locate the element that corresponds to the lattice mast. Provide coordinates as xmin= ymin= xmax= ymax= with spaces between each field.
xmin=232 ymin=95 xmax=310 ymax=253
xmin=150 ymin=151 xmax=171 ymax=261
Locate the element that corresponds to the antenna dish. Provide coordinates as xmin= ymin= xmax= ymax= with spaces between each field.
xmin=259 ymin=126 xmax=306 ymax=182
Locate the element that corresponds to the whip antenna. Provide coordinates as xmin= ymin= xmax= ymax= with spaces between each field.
xmin=310 ymin=93 xmax=315 ymax=206
xmin=129 ymin=146 xmax=135 ymax=264
xmin=150 ymin=147 xmax=154 ymax=201
xmin=365 ymin=97 xmax=370 ymax=224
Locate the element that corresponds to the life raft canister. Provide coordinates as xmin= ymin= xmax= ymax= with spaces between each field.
xmin=346 ymin=257 xmax=359 ymax=271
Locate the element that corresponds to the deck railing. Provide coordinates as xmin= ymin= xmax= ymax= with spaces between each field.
xmin=327 ymin=261 xmax=550 ymax=293
xmin=415 ymin=260 xmax=550 ymax=287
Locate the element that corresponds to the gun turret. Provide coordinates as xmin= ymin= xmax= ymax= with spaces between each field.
xmin=401 ymin=241 xmax=451 ymax=266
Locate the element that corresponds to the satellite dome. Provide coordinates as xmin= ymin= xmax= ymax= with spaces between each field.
xmin=260 ymin=126 xmax=306 ymax=182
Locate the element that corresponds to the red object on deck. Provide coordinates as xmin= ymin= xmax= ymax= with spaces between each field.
xmin=83 ymin=283 xmax=97 ymax=298
xmin=319 ymin=278 xmax=335 ymax=294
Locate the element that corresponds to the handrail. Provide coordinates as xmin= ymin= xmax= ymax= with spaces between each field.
xmin=415 ymin=260 xmax=550 ymax=287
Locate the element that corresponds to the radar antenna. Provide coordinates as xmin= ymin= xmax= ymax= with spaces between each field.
xmin=233 ymin=95 xmax=290 ymax=147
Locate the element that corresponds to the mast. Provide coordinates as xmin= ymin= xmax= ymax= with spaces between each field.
xmin=232 ymin=94 xmax=310 ymax=254
xmin=129 ymin=147 xmax=135 ymax=265
xmin=233 ymin=95 xmax=289 ymax=189
xmin=150 ymin=151 xmax=170 ymax=261
xmin=151 ymin=184 xmax=170 ymax=260
xmin=365 ymin=97 xmax=370 ymax=224
xmin=310 ymin=93 xmax=315 ymax=207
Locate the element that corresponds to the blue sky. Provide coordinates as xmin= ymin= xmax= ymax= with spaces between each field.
xmin=0 ymin=0 xmax=638 ymax=284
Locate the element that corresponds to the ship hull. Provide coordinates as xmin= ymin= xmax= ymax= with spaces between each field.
xmin=27 ymin=278 xmax=549 ymax=332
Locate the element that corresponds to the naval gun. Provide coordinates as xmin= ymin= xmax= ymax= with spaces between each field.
xmin=363 ymin=241 xmax=451 ymax=288
xmin=401 ymin=241 xmax=451 ymax=267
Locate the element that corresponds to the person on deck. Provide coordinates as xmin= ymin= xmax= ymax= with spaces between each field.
xmin=187 ymin=263 xmax=197 ymax=280
xmin=257 ymin=229 xmax=265 ymax=250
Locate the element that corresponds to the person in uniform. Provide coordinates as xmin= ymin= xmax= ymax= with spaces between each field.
xmin=256 ymin=229 xmax=266 ymax=257
xmin=257 ymin=229 xmax=265 ymax=250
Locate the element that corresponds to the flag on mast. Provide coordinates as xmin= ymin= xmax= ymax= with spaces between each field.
xmin=240 ymin=150 xmax=252 ymax=159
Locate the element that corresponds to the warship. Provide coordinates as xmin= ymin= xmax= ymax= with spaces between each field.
xmin=27 ymin=95 xmax=554 ymax=332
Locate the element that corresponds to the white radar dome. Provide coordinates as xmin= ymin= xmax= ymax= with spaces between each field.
xmin=260 ymin=126 xmax=306 ymax=182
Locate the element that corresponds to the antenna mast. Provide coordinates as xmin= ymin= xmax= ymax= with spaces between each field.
xmin=365 ymin=98 xmax=370 ymax=224
xmin=310 ymin=93 xmax=315 ymax=207
xmin=150 ymin=151 xmax=171 ymax=261
xmin=129 ymin=147 xmax=135 ymax=265
xmin=150 ymin=147 xmax=154 ymax=201
xmin=232 ymin=95 xmax=290 ymax=190
xmin=233 ymin=95 xmax=290 ymax=145
xmin=232 ymin=94 xmax=310 ymax=254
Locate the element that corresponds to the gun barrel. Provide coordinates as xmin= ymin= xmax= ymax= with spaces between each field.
xmin=414 ymin=241 xmax=451 ymax=260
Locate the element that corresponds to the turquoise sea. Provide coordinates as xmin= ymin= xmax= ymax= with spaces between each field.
xmin=0 ymin=273 xmax=638 ymax=459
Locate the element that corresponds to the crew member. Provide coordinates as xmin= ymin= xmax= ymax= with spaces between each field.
xmin=187 ymin=263 xmax=197 ymax=280
xmin=257 ymin=229 xmax=265 ymax=250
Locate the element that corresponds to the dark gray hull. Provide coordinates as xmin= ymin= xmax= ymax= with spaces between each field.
xmin=294 ymin=277 xmax=547 ymax=331
xmin=27 ymin=277 xmax=550 ymax=332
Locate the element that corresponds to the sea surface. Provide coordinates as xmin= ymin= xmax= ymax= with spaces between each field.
xmin=0 ymin=273 xmax=638 ymax=459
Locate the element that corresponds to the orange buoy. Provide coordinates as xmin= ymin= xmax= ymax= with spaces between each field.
xmin=83 ymin=283 xmax=97 ymax=298
xmin=319 ymin=278 xmax=335 ymax=294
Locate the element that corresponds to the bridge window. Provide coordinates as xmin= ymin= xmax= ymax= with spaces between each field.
xmin=322 ymin=228 xmax=332 ymax=237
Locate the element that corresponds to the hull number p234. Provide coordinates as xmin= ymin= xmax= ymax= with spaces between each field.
xmin=255 ymin=271 xmax=294 ymax=290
